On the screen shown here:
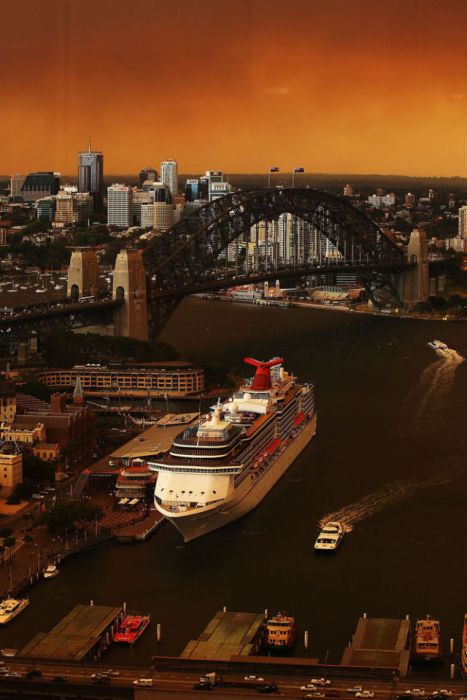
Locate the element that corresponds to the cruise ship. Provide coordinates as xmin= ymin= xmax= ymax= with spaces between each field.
xmin=149 ymin=357 xmax=317 ymax=542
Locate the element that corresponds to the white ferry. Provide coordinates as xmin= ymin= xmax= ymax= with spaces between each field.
xmin=43 ymin=564 xmax=59 ymax=579
xmin=314 ymin=522 xmax=344 ymax=552
xmin=0 ymin=598 xmax=29 ymax=625
xmin=149 ymin=356 xmax=317 ymax=542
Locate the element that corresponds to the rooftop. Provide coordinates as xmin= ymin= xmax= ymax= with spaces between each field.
xmin=20 ymin=604 xmax=122 ymax=661
xmin=181 ymin=610 xmax=265 ymax=660
xmin=341 ymin=616 xmax=410 ymax=676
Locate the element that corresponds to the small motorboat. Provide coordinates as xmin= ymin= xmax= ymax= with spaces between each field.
xmin=427 ymin=340 xmax=449 ymax=351
xmin=44 ymin=564 xmax=59 ymax=579
xmin=314 ymin=521 xmax=345 ymax=552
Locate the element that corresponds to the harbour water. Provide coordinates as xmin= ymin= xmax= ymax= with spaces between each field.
xmin=1 ymin=299 xmax=466 ymax=665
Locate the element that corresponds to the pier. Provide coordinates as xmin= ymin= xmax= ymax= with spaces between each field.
xmin=341 ymin=616 xmax=410 ymax=676
xmin=20 ymin=603 xmax=123 ymax=662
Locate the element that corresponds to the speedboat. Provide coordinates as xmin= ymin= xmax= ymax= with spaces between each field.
xmin=43 ymin=564 xmax=59 ymax=579
xmin=0 ymin=598 xmax=29 ymax=625
xmin=427 ymin=340 xmax=449 ymax=351
xmin=314 ymin=521 xmax=344 ymax=552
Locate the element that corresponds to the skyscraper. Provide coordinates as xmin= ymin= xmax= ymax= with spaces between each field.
xmin=458 ymin=205 xmax=467 ymax=239
xmin=160 ymin=160 xmax=178 ymax=198
xmin=78 ymin=145 xmax=104 ymax=209
xmin=138 ymin=167 xmax=157 ymax=188
xmin=107 ymin=184 xmax=133 ymax=227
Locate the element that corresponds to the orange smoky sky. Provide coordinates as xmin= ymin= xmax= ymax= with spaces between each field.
xmin=2 ymin=0 xmax=467 ymax=176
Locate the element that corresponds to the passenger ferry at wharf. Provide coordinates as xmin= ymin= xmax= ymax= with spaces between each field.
xmin=149 ymin=356 xmax=317 ymax=542
xmin=412 ymin=616 xmax=442 ymax=663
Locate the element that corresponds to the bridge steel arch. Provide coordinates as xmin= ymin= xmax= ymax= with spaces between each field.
xmin=143 ymin=187 xmax=405 ymax=334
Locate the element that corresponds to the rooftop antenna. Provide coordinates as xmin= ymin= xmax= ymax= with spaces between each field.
xmin=88 ymin=136 xmax=92 ymax=153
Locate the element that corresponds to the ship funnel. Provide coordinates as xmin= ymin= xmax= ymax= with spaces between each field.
xmin=243 ymin=357 xmax=284 ymax=391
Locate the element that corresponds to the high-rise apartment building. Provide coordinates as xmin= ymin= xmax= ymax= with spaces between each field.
xmin=160 ymin=160 xmax=178 ymax=198
xmin=343 ymin=183 xmax=354 ymax=197
xmin=107 ymin=184 xmax=133 ymax=227
xmin=78 ymin=146 xmax=104 ymax=209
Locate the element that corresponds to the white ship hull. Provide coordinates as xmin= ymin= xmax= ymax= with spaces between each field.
xmin=166 ymin=414 xmax=317 ymax=542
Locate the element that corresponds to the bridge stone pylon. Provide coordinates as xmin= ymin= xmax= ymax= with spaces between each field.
xmin=66 ymin=249 xmax=100 ymax=300
xmin=400 ymin=228 xmax=429 ymax=306
xmin=112 ymin=249 xmax=148 ymax=341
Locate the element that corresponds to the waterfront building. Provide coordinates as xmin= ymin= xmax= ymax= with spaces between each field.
xmin=107 ymin=184 xmax=133 ymax=227
xmin=78 ymin=146 xmax=104 ymax=209
xmin=138 ymin=167 xmax=157 ymax=188
xmin=0 ymin=442 xmax=22 ymax=497
xmin=21 ymin=172 xmax=60 ymax=202
xmin=115 ymin=463 xmax=156 ymax=498
xmin=160 ymin=160 xmax=178 ymax=198
xmin=10 ymin=174 xmax=25 ymax=199
xmin=39 ymin=361 xmax=204 ymax=398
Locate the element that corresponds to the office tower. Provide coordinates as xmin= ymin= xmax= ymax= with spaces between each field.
xmin=160 ymin=160 xmax=178 ymax=198
xmin=343 ymin=184 xmax=354 ymax=197
xmin=133 ymin=189 xmax=154 ymax=225
xmin=35 ymin=197 xmax=55 ymax=221
xmin=140 ymin=202 xmax=155 ymax=228
xmin=107 ymin=184 xmax=133 ymax=227
xmin=405 ymin=192 xmax=416 ymax=208
xmin=10 ymin=174 xmax=25 ymax=199
xmin=184 ymin=179 xmax=200 ymax=202
xmin=147 ymin=182 xmax=170 ymax=202
xmin=458 ymin=205 xmax=467 ymax=239
xmin=200 ymin=170 xmax=231 ymax=201
xmin=138 ymin=167 xmax=157 ymax=188
xmin=55 ymin=190 xmax=78 ymax=225
xmin=78 ymin=145 xmax=104 ymax=209
xmin=154 ymin=202 xmax=174 ymax=232
xmin=21 ymin=172 xmax=60 ymax=201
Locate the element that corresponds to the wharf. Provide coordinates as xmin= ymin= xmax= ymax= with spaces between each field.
xmin=89 ymin=412 xmax=200 ymax=473
xmin=181 ymin=610 xmax=265 ymax=660
xmin=341 ymin=616 xmax=410 ymax=676
xmin=20 ymin=603 xmax=123 ymax=662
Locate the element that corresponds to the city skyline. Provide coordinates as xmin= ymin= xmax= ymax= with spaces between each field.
xmin=3 ymin=0 xmax=467 ymax=177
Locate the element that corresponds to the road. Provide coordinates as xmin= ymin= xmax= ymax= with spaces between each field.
xmin=0 ymin=658 xmax=466 ymax=697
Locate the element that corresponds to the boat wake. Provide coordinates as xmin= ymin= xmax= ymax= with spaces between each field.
xmin=401 ymin=348 xmax=464 ymax=435
xmin=318 ymin=472 xmax=454 ymax=532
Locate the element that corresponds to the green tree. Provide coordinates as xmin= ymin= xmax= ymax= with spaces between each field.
xmin=21 ymin=380 xmax=52 ymax=402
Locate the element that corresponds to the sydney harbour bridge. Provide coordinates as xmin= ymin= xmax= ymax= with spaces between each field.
xmin=0 ymin=188 xmax=427 ymax=346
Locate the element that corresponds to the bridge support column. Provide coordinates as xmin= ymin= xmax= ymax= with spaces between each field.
xmin=400 ymin=228 xmax=429 ymax=307
xmin=67 ymin=249 xmax=100 ymax=300
xmin=112 ymin=249 xmax=148 ymax=341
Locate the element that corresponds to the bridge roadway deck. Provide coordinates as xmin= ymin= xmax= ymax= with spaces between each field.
xmin=0 ymin=296 xmax=122 ymax=327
